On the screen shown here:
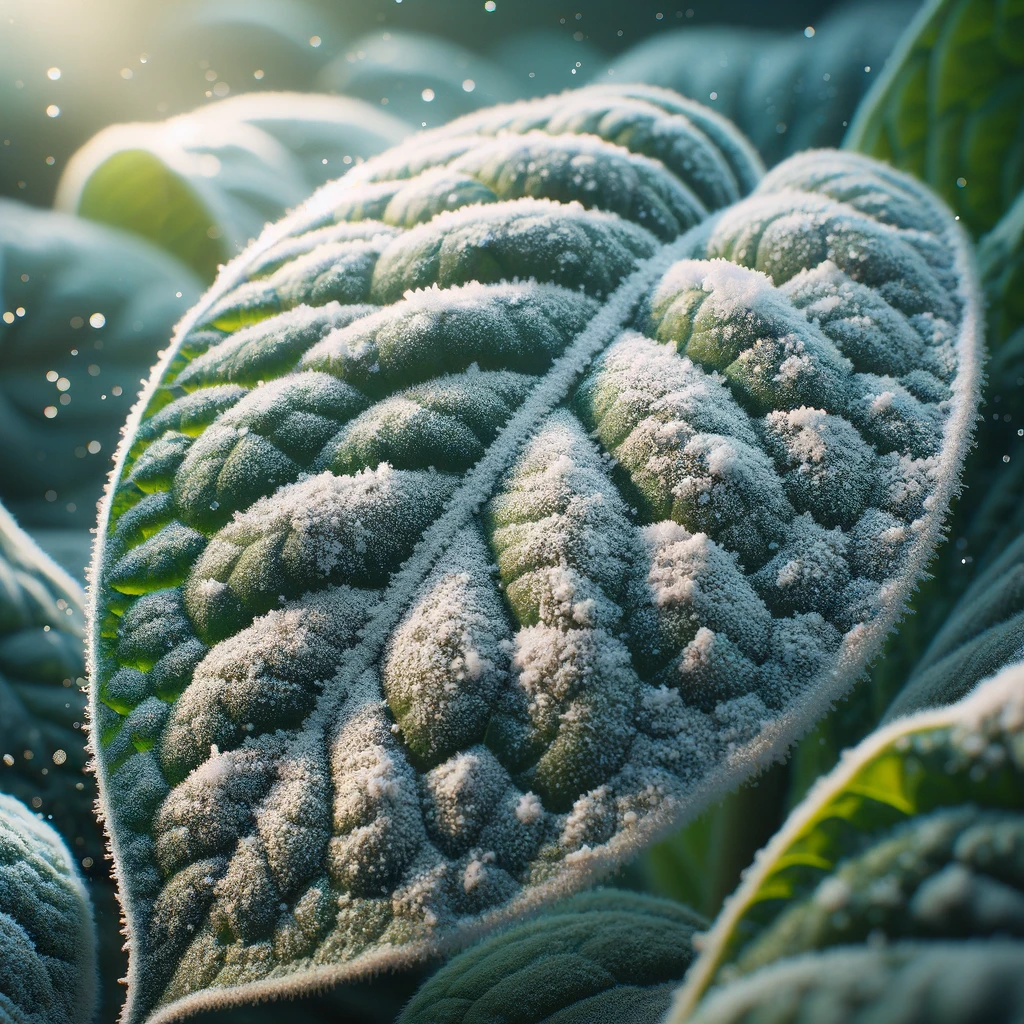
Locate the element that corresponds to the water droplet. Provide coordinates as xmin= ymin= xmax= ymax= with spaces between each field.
xmin=462 ymin=78 xmax=475 ymax=92
xmin=804 ymin=26 xmax=815 ymax=37
xmin=45 ymin=104 xmax=59 ymax=118
xmin=89 ymin=312 xmax=105 ymax=328
xmin=421 ymin=88 xmax=435 ymax=102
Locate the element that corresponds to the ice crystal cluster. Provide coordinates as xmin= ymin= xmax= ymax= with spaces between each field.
xmin=0 ymin=792 xmax=97 ymax=1024
xmin=89 ymin=84 xmax=979 ymax=1021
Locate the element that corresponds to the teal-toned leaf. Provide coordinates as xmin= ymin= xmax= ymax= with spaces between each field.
xmin=602 ymin=2 xmax=914 ymax=167
xmin=317 ymin=31 xmax=518 ymax=128
xmin=0 ymin=792 xmax=98 ymax=1024
xmin=0 ymin=200 xmax=202 ymax=572
xmin=845 ymin=0 xmax=1024 ymax=237
xmin=493 ymin=31 xmax=608 ymax=99
xmin=88 ymin=85 xmax=979 ymax=1023
xmin=398 ymin=889 xmax=704 ymax=1024
xmin=55 ymin=93 xmax=410 ymax=281
xmin=684 ymin=942 xmax=1024 ymax=1024
xmin=668 ymin=659 xmax=1024 ymax=1022
xmin=0 ymin=501 xmax=93 ymax=857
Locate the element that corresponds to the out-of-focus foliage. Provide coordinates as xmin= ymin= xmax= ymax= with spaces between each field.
xmin=318 ymin=33 xmax=517 ymax=129
xmin=0 ymin=792 xmax=98 ymax=1024
xmin=846 ymin=0 xmax=1024 ymax=237
xmin=56 ymin=93 xmax=409 ymax=281
xmin=398 ymin=889 xmax=704 ymax=1024
xmin=0 ymin=502 xmax=92 ymax=857
xmin=670 ymin=660 xmax=1024 ymax=1023
xmin=603 ymin=3 xmax=914 ymax=166
xmin=0 ymin=199 xmax=201 ymax=576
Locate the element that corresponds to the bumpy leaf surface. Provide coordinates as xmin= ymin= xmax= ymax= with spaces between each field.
xmin=669 ymin=660 xmax=1024 ymax=1023
xmin=683 ymin=943 xmax=1024 ymax=1024
xmin=845 ymin=0 xmax=1024 ymax=237
xmin=0 ymin=200 xmax=202 ymax=561
xmin=90 ymin=85 xmax=980 ymax=1022
xmin=605 ymin=2 xmax=914 ymax=167
xmin=0 ymin=503 xmax=98 ymax=861
xmin=0 ymin=792 xmax=98 ymax=1024
xmin=398 ymin=889 xmax=704 ymax=1024
xmin=55 ymin=93 xmax=410 ymax=281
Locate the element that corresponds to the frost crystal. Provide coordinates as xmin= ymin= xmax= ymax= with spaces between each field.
xmin=90 ymin=85 xmax=979 ymax=1022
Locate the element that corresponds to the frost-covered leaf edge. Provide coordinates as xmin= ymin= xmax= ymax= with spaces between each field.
xmin=85 ymin=134 xmax=983 ymax=1023
xmin=665 ymin=655 xmax=1024 ymax=1022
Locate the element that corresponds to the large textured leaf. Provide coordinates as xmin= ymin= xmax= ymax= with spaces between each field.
xmin=0 ymin=792 xmax=98 ymax=1024
xmin=55 ymin=93 xmax=410 ymax=282
xmin=668 ymin=659 xmax=1024 ymax=1022
xmin=0 ymin=200 xmax=202 ymax=574
xmin=604 ymin=2 xmax=914 ymax=167
xmin=318 ymin=32 xmax=517 ymax=128
xmin=89 ymin=84 xmax=980 ymax=1023
xmin=398 ymin=889 xmax=704 ymax=1024
xmin=845 ymin=0 xmax=1024 ymax=237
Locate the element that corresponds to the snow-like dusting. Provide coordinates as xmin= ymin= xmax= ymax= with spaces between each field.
xmin=87 ymin=94 xmax=979 ymax=1024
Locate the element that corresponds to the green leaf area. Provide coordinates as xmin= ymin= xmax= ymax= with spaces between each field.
xmin=846 ymin=0 xmax=1024 ymax=237
xmin=670 ymin=660 xmax=1024 ymax=1023
xmin=56 ymin=92 xmax=410 ymax=281
xmin=399 ymin=889 xmax=704 ymax=1024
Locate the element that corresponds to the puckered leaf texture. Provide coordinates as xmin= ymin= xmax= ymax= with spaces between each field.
xmin=398 ymin=888 xmax=704 ymax=1024
xmin=669 ymin=660 xmax=1024 ymax=1024
xmin=89 ymin=84 xmax=980 ymax=1022
xmin=0 ymin=792 xmax=97 ymax=1024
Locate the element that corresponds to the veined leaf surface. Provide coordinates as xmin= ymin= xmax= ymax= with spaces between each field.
xmin=845 ymin=0 xmax=1024 ymax=237
xmin=89 ymin=85 xmax=980 ymax=1023
xmin=669 ymin=660 xmax=1024 ymax=1023
xmin=0 ymin=792 xmax=98 ymax=1024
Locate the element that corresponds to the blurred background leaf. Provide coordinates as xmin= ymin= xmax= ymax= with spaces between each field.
xmin=598 ymin=1 xmax=915 ymax=166
xmin=0 ymin=200 xmax=202 ymax=576
xmin=55 ymin=92 xmax=409 ymax=280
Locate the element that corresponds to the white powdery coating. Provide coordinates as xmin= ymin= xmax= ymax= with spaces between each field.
xmin=88 ymin=109 xmax=978 ymax=1024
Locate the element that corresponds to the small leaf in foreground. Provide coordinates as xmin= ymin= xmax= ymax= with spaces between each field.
xmin=669 ymin=658 xmax=1024 ymax=1022
xmin=0 ymin=792 xmax=98 ymax=1024
xmin=399 ymin=889 xmax=704 ymax=1024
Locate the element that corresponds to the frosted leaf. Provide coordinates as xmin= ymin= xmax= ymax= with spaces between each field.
xmin=90 ymin=88 xmax=978 ymax=1022
xmin=669 ymin=660 xmax=1024 ymax=1023
xmin=399 ymin=888 xmax=704 ymax=1024
xmin=0 ymin=793 xmax=97 ymax=1024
